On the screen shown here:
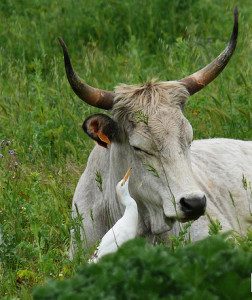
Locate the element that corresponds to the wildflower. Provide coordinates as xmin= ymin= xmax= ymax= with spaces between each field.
xmin=8 ymin=150 xmax=15 ymax=155
xmin=0 ymin=154 xmax=4 ymax=159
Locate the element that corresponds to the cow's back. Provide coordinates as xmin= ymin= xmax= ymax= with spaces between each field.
xmin=189 ymin=138 xmax=252 ymax=240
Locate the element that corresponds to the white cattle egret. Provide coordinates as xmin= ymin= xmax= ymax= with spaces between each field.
xmin=89 ymin=168 xmax=138 ymax=263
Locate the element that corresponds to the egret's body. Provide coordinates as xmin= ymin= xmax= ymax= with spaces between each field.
xmin=90 ymin=169 xmax=138 ymax=263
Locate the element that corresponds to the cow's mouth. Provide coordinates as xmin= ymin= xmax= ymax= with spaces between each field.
xmin=162 ymin=195 xmax=206 ymax=225
xmin=164 ymin=216 xmax=176 ymax=227
xmin=180 ymin=216 xmax=200 ymax=223
xmin=164 ymin=211 xmax=205 ymax=224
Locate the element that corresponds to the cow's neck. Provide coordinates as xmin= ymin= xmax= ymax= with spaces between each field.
xmin=104 ymin=142 xmax=130 ymax=226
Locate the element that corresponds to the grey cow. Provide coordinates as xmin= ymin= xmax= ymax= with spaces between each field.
xmin=59 ymin=8 xmax=252 ymax=257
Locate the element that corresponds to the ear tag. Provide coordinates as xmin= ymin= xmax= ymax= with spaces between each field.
xmin=97 ymin=131 xmax=111 ymax=145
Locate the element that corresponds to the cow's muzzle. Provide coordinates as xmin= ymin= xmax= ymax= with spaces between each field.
xmin=180 ymin=195 xmax=206 ymax=221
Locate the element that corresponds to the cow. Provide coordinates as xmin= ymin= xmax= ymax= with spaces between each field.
xmin=59 ymin=8 xmax=252 ymax=257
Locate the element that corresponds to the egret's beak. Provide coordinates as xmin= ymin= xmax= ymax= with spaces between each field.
xmin=121 ymin=168 xmax=132 ymax=186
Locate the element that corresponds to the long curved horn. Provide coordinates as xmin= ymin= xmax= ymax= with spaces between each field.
xmin=180 ymin=7 xmax=238 ymax=95
xmin=58 ymin=38 xmax=114 ymax=109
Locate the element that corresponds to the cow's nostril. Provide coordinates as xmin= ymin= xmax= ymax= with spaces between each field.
xmin=180 ymin=197 xmax=193 ymax=211
xmin=180 ymin=195 xmax=206 ymax=220
xmin=201 ymin=196 xmax=207 ymax=208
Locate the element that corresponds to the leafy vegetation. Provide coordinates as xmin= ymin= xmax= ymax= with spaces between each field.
xmin=33 ymin=235 xmax=252 ymax=300
xmin=0 ymin=0 xmax=252 ymax=298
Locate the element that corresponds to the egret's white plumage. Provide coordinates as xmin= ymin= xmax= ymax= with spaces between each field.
xmin=89 ymin=168 xmax=138 ymax=263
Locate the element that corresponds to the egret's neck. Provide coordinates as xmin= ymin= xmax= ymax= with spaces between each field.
xmin=125 ymin=199 xmax=138 ymax=210
xmin=118 ymin=192 xmax=137 ymax=208
xmin=123 ymin=198 xmax=138 ymax=219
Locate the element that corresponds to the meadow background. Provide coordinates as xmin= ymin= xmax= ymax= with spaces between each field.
xmin=0 ymin=0 xmax=251 ymax=298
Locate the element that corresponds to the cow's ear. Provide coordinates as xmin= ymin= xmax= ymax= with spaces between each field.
xmin=82 ymin=114 xmax=118 ymax=148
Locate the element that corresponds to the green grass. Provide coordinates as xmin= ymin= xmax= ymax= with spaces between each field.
xmin=0 ymin=0 xmax=252 ymax=298
xmin=32 ymin=235 xmax=252 ymax=300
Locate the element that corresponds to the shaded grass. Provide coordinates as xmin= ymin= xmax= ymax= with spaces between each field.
xmin=0 ymin=0 xmax=252 ymax=298
xmin=33 ymin=235 xmax=252 ymax=300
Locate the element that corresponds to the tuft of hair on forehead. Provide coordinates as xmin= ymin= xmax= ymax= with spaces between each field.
xmin=112 ymin=79 xmax=189 ymax=122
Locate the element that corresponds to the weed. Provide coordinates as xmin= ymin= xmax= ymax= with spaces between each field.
xmin=95 ymin=171 xmax=103 ymax=192
xmin=135 ymin=111 xmax=149 ymax=125
xmin=33 ymin=235 xmax=252 ymax=299
xmin=144 ymin=163 xmax=160 ymax=178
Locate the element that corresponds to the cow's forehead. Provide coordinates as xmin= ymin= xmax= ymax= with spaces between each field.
xmin=112 ymin=80 xmax=190 ymax=138
xmin=112 ymin=80 xmax=189 ymax=120
xmin=129 ymin=112 xmax=192 ymax=152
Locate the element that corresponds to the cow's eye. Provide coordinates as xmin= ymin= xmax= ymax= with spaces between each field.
xmin=132 ymin=146 xmax=151 ymax=155
xmin=133 ymin=146 xmax=142 ymax=152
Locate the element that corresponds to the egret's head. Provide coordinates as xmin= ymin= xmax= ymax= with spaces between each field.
xmin=116 ymin=168 xmax=133 ymax=206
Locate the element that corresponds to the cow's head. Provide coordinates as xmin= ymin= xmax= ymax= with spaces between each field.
xmin=59 ymin=9 xmax=238 ymax=233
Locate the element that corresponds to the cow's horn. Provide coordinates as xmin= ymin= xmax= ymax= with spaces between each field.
xmin=180 ymin=7 xmax=238 ymax=95
xmin=58 ymin=38 xmax=115 ymax=109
